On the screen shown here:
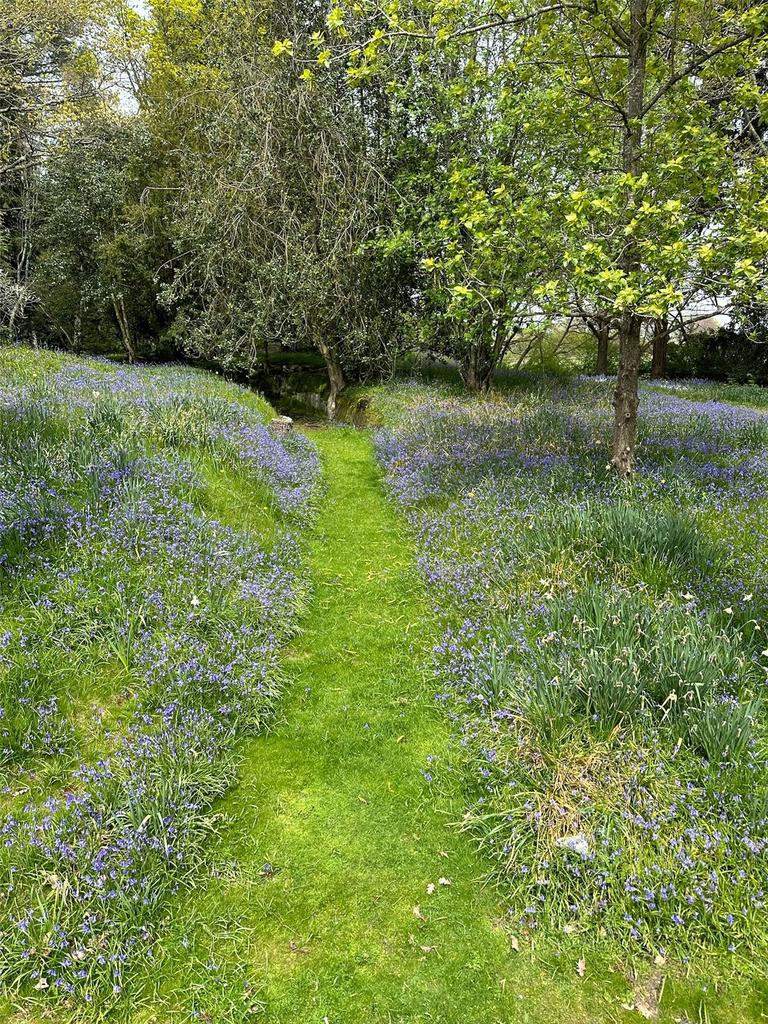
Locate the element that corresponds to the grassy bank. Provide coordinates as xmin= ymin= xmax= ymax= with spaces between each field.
xmin=2 ymin=357 xmax=768 ymax=1022
xmin=0 ymin=350 xmax=319 ymax=1015
xmin=371 ymin=378 xmax=768 ymax=1019
xmin=114 ymin=428 xmax=644 ymax=1024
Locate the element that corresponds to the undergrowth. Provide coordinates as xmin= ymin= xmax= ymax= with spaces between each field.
xmin=374 ymin=376 xmax=768 ymax=973
xmin=0 ymin=349 xmax=320 ymax=1012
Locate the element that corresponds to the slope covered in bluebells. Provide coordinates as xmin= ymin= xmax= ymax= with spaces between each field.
xmin=3 ymin=353 xmax=768 ymax=1023
xmin=374 ymin=377 xmax=768 ymax=970
xmin=0 ymin=349 xmax=320 ymax=1010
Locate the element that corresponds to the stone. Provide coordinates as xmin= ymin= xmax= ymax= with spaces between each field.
xmin=270 ymin=415 xmax=294 ymax=434
xmin=555 ymin=833 xmax=590 ymax=858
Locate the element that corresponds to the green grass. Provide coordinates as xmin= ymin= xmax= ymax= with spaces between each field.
xmin=1 ymin=369 xmax=766 ymax=1022
xmin=82 ymin=427 xmax=641 ymax=1024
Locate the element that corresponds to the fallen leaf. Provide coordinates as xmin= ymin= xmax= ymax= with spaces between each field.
xmin=413 ymin=905 xmax=425 ymax=920
xmin=509 ymin=935 xmax=520 ymax=952
xmin=576 ymin=959 xmax=586 ymax=978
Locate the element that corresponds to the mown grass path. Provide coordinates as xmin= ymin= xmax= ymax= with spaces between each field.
xmin=130 ymin=428 xmax=623 ymax=1023
xmin=216 ymin=428 xmax=521 ymax=1021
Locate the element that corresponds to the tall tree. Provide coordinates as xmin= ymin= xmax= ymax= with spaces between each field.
xmin=0 ymin=0 xmax=142 ymax=345
xmin=369 ymin=18 xmax=556 ymax=390
xmin=145 ymin=0 xmax=408 ymax=415
xmin=0 ymin=0 xmax=85 ymax=340
xmin=326 ymin=0 xmax=768 ymax=472
xmin=32 ymin=113 xmax=171 ymax=356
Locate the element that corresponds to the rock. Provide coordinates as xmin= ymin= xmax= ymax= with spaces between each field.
xmin=270 ymin=415 xmax=294 ymax=434
xmin=555 ymin=833 xmax=590 ymax=858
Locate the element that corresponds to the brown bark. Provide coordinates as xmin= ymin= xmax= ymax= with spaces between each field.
xmin=612 ymin=312 xmax=643 ymax=477
xmin=111 ymin=291 xmax=136 ymax=364
xmin=611 ymin=0 xmax=649 ymax=477
xmin=650 ymin=317 xmax=669 ymax=379
xmin=464 ymin=342 xmax=495 ymax=392
xmin=513 ymin=334 xmax=538 ymax=370
xmin=463 ymin=316 xmax=516 ymax=391
xmin=316 ymin=336 xmax=346 ymax=419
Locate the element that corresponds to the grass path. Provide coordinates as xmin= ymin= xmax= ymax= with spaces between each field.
xmin=127 ymin=428 xmax=633 ymax=1023
xmin=4 ymin=426 xmax=742 ymax=1023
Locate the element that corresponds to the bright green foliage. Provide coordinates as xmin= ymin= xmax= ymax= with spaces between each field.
xmin=373 ymin=26 xmax=561 ymax=388
xmin=322 ymin=0 xmax=768 ymax=463
xmin=324 ymin=0 xmax=768 ymax=324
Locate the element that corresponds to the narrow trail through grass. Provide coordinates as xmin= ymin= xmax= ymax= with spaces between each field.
xmin=127 ymin=428 xmax=631 ymax=1023
xmin=2 ymin=382 xmax=764 ymax=1024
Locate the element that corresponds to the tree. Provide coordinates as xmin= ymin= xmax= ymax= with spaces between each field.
xmin=144 ymin=0 xmax=409 ymax=416
xmin=1 ymin=0 xmax=157 ymax=349
xmin=325 ymin=0 xmax=768 ymax=471
xmin=0 ymin=0 xmax=94 ymax=341
xmin=32 ymin=113 xmax=172 ymax=357
xmin=368 ymin=19 xmax=556 ymax=391
xmin=574 ymin=304 xmax=618 ymax=376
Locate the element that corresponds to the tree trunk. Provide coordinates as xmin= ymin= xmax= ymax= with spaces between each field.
xmin=464 ymin=341 xmax=495 ymax=392
xmin=650 ymin=317 xmax=669 ymax=379
xmin=596 ymin=324 xmax=610 ymax=375
xmin=513 ymin=334 xmax=538 ymax=370
xmin=612 ymin=0 xmax=649 ymax=476
xmin=462 ymin=329 xmax=499 ymax=389
xmin=612 ymin=312 xmax=643 ymax=476
xmin=112 ymin=291 xmax=136 ymax=364
xmin=316 ymin=336 xmax=346 ymax=419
